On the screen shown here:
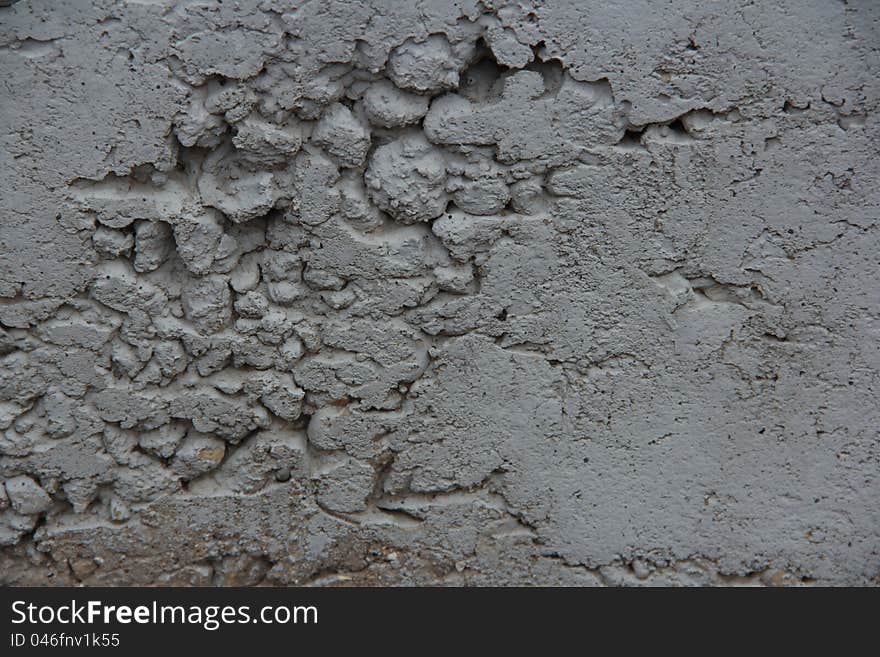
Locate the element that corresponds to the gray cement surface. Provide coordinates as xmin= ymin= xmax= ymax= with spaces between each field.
xmin=0 ymin=0 xmax=878 ymax=586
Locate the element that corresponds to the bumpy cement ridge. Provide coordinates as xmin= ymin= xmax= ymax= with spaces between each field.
xmin=0 ymin=1 xmax=878 ymax=586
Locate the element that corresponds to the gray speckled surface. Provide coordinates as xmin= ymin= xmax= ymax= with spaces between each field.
xmin=0 ymin=0 xmax=877 ymax=586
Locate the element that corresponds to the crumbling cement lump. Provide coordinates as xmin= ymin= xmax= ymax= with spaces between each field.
xmin=5 ymin=475 xmax=53 ymax=515
xmin=364 ymin=132 xmax=449 ymax=224
xmin=386 ymin=34 xmax=476 ymax=93
xmin=362 ymin=81 xmax=430 ymax=128
xmin=0 ymin=0 xmax=878 ymax=586
xmin=310 ymin=103 xmax=371 ymax=169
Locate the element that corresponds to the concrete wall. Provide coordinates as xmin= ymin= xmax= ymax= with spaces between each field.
xmin=0 ymin=0 xmax=877 ymax=585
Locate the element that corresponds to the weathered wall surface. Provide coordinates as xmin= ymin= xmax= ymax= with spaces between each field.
xmin=0 ymin=0 xmax=877 ymax=586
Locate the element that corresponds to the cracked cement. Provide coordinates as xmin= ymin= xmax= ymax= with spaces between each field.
xmin=0 ymin=0 xmax=878 ymax=586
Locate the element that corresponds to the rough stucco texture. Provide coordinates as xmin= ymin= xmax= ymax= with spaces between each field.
xmin=0 ymin=0 xmax=878 ymax=587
